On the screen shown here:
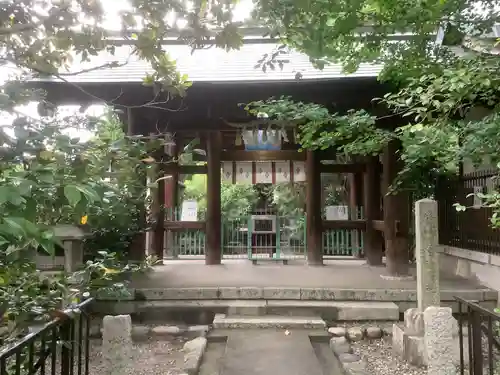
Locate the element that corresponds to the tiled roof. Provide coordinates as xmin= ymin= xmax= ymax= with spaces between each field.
xmin=36 ymin=42 xmax=383 ymax=84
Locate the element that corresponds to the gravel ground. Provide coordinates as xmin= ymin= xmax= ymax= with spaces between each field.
xmin=352 ymin=337 xmax=426 ymax=375
xmin=30 ymin=337 xmax=187 ymax=375
xmin=87 ymin=337 xmax=186 ymax=375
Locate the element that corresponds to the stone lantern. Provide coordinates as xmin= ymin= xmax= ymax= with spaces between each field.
xmin=53 ymin=224 xmax=87 ymax=272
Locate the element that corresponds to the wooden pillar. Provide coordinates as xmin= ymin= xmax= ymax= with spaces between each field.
xmin=126 ymin=108 xmax=146 ymax=262
xmin=363 ymin=156 xmax=384 ymax=265
xmin=382 ymin=140 xmax=410 ymax=276
xmin=152 ymin=135 xmax=177 ymax=259
xmin=349 ymin=172 xmax=364 ymax=258
xmin=306 ymin=150 xmax=323 ymax=266
xmin=348 ymin=173 xmax=363 ymax=213
xmin=205 ymin=132 xmax=222 ymax=265
xmin=163 ymin=136 xmax=178 ymax=258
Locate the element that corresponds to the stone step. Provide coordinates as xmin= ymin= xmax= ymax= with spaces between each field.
xmin=212 ymin=314 xmax=327 ymax=329
xmin=265 ymin=300 xmax=399 ymax=321
xmin=127 ymin=299 xmax=399 ymax=321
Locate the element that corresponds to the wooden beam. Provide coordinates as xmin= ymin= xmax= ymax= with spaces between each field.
xmin=306 ymin=150 xmax=323 ymax=266
xmin=205 ymin=132 xmax=222 ymax=265
xmin=372 ymin=220 xmax=386 ymax=232
xmin=126 ymin=108 xmax=145 ymax=262
xmin=164 ymin=221 xmax=206 ymax=231
xmin=320 ymin=163 xmax=366 ymax=174
xmin=164 ymin=164 xmax=207 ymax=174
xmin=383 ymin=140 xmax=410 ymax=277
xmin=323 ymin=220 xmax=366 ymax=230
xmin=221 ymin=150 xmax=306 ymax=161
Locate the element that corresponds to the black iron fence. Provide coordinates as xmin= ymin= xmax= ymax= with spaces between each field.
xmin=0 ymin=298 xmax=94 ymax=375
xmin=436 ymin=171 xmax=500 ymax=255
xmin=455 ymin=297 xmax=500 ymax=375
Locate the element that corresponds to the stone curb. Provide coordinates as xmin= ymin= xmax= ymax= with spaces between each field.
xmin=328 ymin=326 xmax=385 ymax=341
xmin=182 ymin=337 xmax=207 ymax=375
xmin=329 ymin=337 xmax=369 ymax=375
xmin=132 ymin=287 xmax=495 ymax=302
xmin=88 ymin=322 xmax=211 ymax=340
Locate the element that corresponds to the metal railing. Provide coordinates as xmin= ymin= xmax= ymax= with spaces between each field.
xmin=455 ymin=297 xmax=500 ymax=375
xmin=0 ymin=298 xmax=94 ymax=375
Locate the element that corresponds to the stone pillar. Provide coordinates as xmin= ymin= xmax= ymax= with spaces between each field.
xmin=306 ymin=150 xmax=323 ymax=266
xmin=63 ymin=240 xmax=83 ymax=273
xmin=363 ymin=156 xmax=383 ymax=265
xmin=53 ymin=225 xmax=86 ymax=272
xmin=415 ymin=199 xmax=440 ymax=311
xmin=102 ymin=315 xmax=133 ymax=375
xmin=205 ymin=132 xmax=222 ymax=265
xmin=423 ymin=307 xmax=457 ymax=375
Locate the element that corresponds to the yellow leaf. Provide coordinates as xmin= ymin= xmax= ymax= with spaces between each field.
xmin=39 ymin=150 xmax=53 ymax=160
xmin=103 ymin=268 xmax=120 ymax=275
xmin=80 ymin=215 xmax=88 ymax=225
xmin=142 ymin=156 xmax=156 ymax=163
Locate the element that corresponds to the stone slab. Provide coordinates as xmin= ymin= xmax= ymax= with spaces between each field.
xmin=212 ymin=314 xmax=326 ymax=329
xmin=220 ymin=330 xmax=324 ymax=375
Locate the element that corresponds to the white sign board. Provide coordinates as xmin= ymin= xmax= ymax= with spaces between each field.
xmin=181 ymin=200 xmax=198 ymax=221
xmin=325 ymin=205 xmax=349 ymax=220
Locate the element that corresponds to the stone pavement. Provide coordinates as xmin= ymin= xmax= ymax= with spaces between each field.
xmin=219 ymin=330 xmax=333 ymax=375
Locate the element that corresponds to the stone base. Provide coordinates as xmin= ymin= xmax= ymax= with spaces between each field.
xmin=393 ymin=324 xmax=427 ymax=367
xmin=392 ymin=322 xmax=470 ymax=368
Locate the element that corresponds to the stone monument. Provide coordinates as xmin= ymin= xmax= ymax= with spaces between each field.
xmin=393 ymin=199 xmax=464 ymax=372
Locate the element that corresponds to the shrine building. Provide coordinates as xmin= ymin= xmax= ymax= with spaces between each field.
xmin=32 ymin=34 xmax=414 ymax=277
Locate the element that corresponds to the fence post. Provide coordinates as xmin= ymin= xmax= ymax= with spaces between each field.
xmin=60 ymin=321 xmax=72 ymax=375
xmin=471 ymin=309 xmax=483 ymax=375
xmin=275 ymin=216 xmax=281 ymax=259
xmin=247 ymin=217 xmax=253 ymax=260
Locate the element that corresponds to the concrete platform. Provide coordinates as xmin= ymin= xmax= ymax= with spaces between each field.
xmin=126 ymin=260 xmax=497 ymax=313
xmin=213 ymin=314 xmax=327 ymax=329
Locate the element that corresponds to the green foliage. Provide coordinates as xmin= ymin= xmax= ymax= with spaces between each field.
xmin=0 ymin=0 xmax=245 ymax=107
xmin=80 ymin=112 xmax=153 ymax=259
xmin=253 ymin=0 xmax=499 ymax=79
xmin=245 ymin=96 xmax=393 ymax=156
xmin=183 ymin=175 xmax=258 ymax=220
